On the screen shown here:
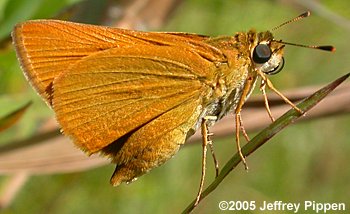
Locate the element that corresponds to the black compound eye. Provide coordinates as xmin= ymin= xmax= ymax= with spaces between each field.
xmin=253 ymin=44 xmax=272 ymax=64
xmin=265 ymin=57 xmax=285 ymax=75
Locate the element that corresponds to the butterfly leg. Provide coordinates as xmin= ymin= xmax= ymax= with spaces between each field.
xmin=260 ymin=80 xmax=275 ymax=122
xmin=194 ymin=115 xmax=217 ymax=207
xmin=235 ymin=113 xmax=248 ymax=170
xmin=257 ymin=70 xmax=303 ymax=114
xmin=234 ymin=74 xmax=257 ymax=170
xmin=238 ymin=115 xmax=250 ymax=142
xmin=207 ymin=133 xmax=219 ymax=178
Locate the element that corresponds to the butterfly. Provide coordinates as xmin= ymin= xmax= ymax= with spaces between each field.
xmin=12 ymin=12 xmax=333 ymax=205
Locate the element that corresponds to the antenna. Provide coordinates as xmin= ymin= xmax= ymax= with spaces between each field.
xmin=272 ymin=11 xmax=336 ymax=52
xmin=274 ymin=40 xmax=335 ymax=52
xmin=272 ymin=11 xmax=310 ymax=31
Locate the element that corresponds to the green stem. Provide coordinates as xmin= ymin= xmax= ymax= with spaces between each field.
xmin=182 ymin=72 xmax=350 ymax=213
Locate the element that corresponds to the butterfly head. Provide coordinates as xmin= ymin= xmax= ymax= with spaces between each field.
xmin=250 ymin=31 xmax=285 ymax=76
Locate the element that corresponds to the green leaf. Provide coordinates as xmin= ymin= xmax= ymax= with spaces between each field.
xmin=0 ymin=101 xmax=31 ymax=132
xmin=0 ymin=0 xmax=43 ymax=40
xmin=0 ymin=0 xmax=83 ymax=41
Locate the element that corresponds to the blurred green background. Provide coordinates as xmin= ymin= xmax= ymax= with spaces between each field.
xmin=0 ymin=0 xmax=349 ymax=213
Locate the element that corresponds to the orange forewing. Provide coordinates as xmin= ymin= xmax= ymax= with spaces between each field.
xmin=12 ymin=20 xmax=233 ymax=184
xmin=12 ymin=20 xmax=224 ymax=104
